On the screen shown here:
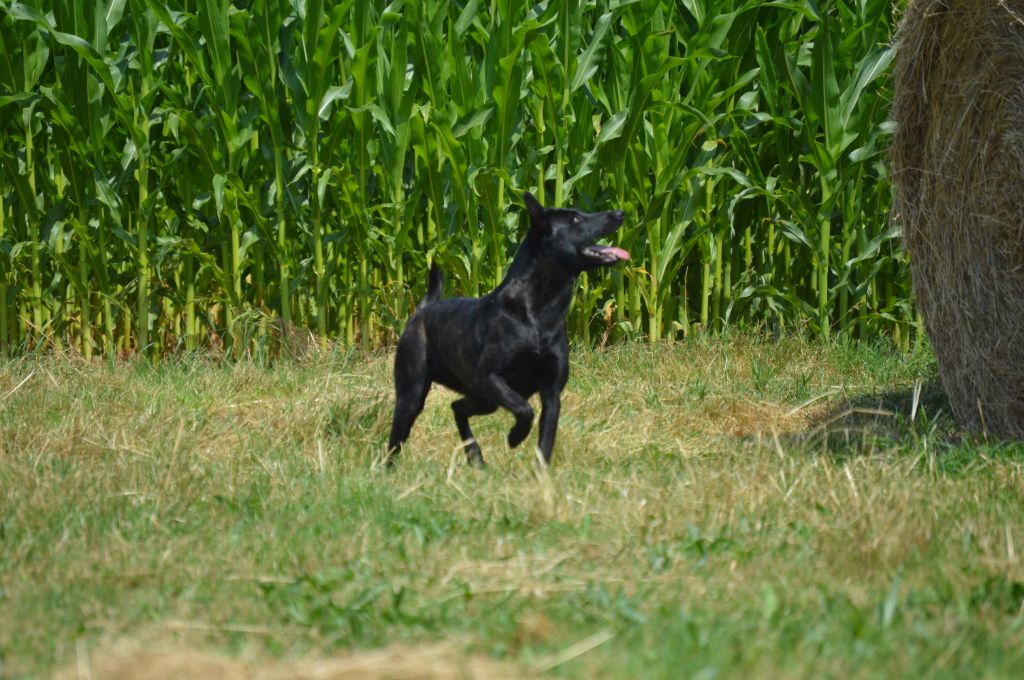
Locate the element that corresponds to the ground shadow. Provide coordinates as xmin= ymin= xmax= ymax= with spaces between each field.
xmin=785 ymin=374 xmax=963 ymax=459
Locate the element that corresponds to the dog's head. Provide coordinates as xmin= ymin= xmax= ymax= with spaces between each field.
xmin=523 ymin=192 xmax=629 ymax=272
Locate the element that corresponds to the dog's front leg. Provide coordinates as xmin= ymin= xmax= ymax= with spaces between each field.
xmin=536 ymin=388 xmax=561 ymax=465
xmin=474 ymin=373 xmax=534 ymax=448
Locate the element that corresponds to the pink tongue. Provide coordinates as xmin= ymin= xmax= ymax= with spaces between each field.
xmin=605 ymin=246 xmax=630 ymax=261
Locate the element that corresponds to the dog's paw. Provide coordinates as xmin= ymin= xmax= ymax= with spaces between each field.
xmin=507 ymin=422 xmax=532 ymax=448
xmin=463 ymin=440 xmax=486 ymax=467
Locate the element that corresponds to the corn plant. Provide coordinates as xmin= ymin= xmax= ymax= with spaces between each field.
xmin=0 ymin=0 xmax=912 ymax=357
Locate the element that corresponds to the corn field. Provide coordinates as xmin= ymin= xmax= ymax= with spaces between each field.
xmin=0 ymin=0 xmax=911 ymax=358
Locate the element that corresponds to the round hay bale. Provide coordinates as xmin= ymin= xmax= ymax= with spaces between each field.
xmin=891 ymin=0 xmax=1024 ymax=438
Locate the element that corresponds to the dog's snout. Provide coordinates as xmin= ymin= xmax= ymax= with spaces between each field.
xmin=612 ymin=210 xmax=625 ymax=221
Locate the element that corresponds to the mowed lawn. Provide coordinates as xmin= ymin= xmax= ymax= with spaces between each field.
xmin=2 ymin=336 xmax=1023 ymax=679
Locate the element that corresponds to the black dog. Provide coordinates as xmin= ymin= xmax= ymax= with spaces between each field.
xmin=386 ymin=192 xmax=628 ymax=468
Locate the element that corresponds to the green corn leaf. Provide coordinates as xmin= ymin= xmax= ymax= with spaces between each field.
xmin=839 ymin=46 xmax=893 ymax=130
xmin=570 ymin=11 xmax=613 ymax=94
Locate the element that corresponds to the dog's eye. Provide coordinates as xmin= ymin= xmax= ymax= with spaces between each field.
xmin=572 ymin=216 xmax=581 ymax=225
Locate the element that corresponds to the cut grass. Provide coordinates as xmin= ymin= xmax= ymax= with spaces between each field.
xmin=2 ymin=336 xmax=1023 ymax=678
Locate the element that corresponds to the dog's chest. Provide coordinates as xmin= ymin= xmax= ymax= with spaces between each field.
xmin=499 ymin=287 xmax=570 ymax=332
xmin=492 ymin=310 xmax=563 ymax=355
xmin=501 ymin=348 xmax=560 ymax=394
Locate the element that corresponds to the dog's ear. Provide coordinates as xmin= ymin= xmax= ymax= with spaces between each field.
xmin=523 ymin=192 xmax=544 ymax=224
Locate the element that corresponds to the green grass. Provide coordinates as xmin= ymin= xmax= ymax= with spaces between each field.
xmin=2 ymin=337 xmax=1024 ymax=678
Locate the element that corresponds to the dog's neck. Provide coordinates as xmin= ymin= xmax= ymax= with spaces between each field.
xmin=496 ymin=238 xmax=577 ymax=318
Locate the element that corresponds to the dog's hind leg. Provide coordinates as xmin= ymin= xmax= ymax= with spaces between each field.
xmin=452 ymin=396 xmax=497 ymax=467
xmin=386 ymin=334 xmax=431 ymax=467
xmin=387 ymin=382 xmax=429 ymax=467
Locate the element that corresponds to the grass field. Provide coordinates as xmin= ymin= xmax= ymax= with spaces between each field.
xmin=2 ymin=336 xmax=1024 ymax=678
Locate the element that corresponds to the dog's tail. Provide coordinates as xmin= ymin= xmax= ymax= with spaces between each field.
xmin=422 ymin=263 xmax=443 ymax=305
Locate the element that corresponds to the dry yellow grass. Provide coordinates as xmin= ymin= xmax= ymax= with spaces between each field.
xmin=2 ymin=337 xmax=1024 ymax=679
xmin=54 ymin=641 xmax=526 ymax=680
